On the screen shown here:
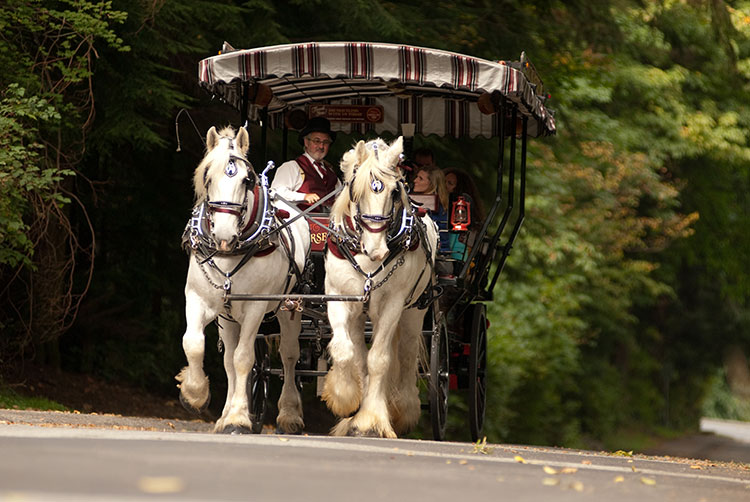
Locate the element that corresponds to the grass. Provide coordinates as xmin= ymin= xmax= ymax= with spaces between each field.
xmin=0 ymin=383 xmax=68 ymax=412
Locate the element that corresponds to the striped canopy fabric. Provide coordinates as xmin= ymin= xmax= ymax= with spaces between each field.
xmin=198 ymin=42 xmax=555 ymax=139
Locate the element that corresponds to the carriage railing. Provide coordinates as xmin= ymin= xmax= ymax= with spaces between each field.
xmin=457 ymin=102 xmax=528 ymax=301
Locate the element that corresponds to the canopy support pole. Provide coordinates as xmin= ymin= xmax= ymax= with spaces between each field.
xmin=487 ymin=115 xmax=527 ymax=293
xmin=460 ymin=98 xmax=506 ymax=296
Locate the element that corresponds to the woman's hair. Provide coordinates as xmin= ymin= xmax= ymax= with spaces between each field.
xmin=443 ymin=167 xmax=486 ymax=221
xmin=414 ymin=165 xmax=449 ymax=210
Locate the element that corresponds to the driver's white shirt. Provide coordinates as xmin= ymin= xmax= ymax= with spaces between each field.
xmin=271 ymin=152 xmax=341 ymax=202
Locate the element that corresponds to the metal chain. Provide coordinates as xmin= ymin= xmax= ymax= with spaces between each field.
xmin=370 ymin=255 xmax=406 ymax=292
xmin=196 ymin=254 xmax=225 ymax=290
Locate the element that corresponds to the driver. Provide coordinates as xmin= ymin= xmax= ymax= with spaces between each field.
xmin=271 ymin=117 xmax=342 ymax=211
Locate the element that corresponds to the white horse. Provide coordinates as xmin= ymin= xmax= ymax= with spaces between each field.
xmin=177 ymin=125 xmax=310 ymax=434
xmin=322 ymin=137 xmax=438 ymax=438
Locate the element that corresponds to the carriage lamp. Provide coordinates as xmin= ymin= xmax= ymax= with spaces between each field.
xmin=450 ymin=196 xmax=471 ymax=231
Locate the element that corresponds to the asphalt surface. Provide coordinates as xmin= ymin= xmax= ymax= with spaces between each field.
xmin=1 ymin=409 xmax=749 ymax=502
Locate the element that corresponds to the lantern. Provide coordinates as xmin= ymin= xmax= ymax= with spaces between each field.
xmin=450 ymin=196 xmax=471 ymax=231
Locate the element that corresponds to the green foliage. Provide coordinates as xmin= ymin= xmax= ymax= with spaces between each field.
xmin=3 ymin=0 xmax=750 ymax=450
xmin=0 ymin=382 xmax=68 ymax=411
xmin=0 ymin=84 xmax=66 ymax=267
xmin=703 ymin=368 xmax=750 ymax=421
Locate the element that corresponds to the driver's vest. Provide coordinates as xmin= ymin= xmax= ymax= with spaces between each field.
xmin=296 ymin=155 xmax=338 ymax=210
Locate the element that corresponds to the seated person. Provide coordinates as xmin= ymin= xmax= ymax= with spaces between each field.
xmin=271 ymin=116 xmax=342 ymax=211
xmin=411 ymin=164 xmax=450 ymax=253
xmin=401 ymin=147 xmax=435 ymax=185
xmin=444 ymin=167 xmax=485 ymax=261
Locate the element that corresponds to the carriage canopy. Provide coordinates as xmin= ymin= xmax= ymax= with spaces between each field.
xmin=198 ymin=41 xmax=555 ymax=139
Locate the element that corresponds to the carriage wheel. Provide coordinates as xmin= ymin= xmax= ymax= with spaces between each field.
xmin=249 ymin=337 xmax=270 ymax=434
xmin=468 ymin=304 xmax=487 ymax=442
xmin=429 ymin=314 xmax=450 ymax=441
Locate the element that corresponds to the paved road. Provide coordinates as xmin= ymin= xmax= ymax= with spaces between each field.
xmin=1 ymin=410 xmax=749 ymax=502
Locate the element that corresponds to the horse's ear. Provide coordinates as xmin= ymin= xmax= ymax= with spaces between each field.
xmin=206 ymin=126 xmax=220 ymax=151
xmin=387 ymin=136 xmax=404 ymax=165
xmin=354 ymin=140 xmax=368 ymax=164
xmin=236 ymin=127 xmax=250 ymax=155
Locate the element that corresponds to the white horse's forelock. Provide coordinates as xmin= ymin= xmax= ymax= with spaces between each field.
xmin=331 ymin=138 xmax=403 ymax=226
xmin=193 ymin=126 xmax=246 ymax=201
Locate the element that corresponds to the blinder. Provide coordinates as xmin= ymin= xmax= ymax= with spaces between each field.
xmin=205 ymin=155 xmax=257 ymax=222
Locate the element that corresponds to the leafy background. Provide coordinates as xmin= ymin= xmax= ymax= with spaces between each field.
xmin=1 ymin=0 xmax=750 ymax=447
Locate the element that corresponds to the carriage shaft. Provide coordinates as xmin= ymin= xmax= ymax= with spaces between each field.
xmin=225 ymin=293 xmax=367 ymax=302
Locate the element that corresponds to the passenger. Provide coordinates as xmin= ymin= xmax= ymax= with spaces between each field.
xmin=402 ymin=147 xmax=436 ymax=184
xmin=413 ymin=147 xmax=435 ymax=169
xmin=444 ymin=167 xmax=485 ymax=261
xmin=444 ymin=167 xmax=485 ymax=221
xmin=411 ymin=164 xmax=450 ymax=253
xmin=271 ymin=117 xmax=342 ymax=211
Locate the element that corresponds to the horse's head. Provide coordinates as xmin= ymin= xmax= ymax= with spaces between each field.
xmin=333 ymin=136 xmax=405 ymax=261
xmin=193 ymin=126 xmax=257 ymax=252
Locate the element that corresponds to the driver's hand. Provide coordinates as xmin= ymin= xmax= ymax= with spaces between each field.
xmin=304 ymin=193 xmax=320 ymax=204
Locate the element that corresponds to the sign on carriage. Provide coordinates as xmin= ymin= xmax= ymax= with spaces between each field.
xmin=309 ymin=104 xmax=384 ymax=123
xmin=309 ymin=217 xmax=329 ymax=252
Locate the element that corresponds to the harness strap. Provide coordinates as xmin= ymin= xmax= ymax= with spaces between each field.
xmin=240 ymin=185 xmax=261 ymax=235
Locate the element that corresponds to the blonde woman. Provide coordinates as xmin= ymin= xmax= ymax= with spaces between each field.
xmin=411 ymin=164 xmax=450 ymax=252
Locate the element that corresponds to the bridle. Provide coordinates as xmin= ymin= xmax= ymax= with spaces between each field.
xmin=205 ymin=154 xmax=256 ymax=221
xmin=347 ymin=143 xmax=405 ymax=236
xmin=189 ymin=137 xmax=276 ymax=254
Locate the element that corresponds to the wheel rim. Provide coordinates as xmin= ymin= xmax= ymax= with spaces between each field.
xmin=430 ymin=315 xmax=449 ymax=441
xmin=469 ymin=305 xmax=487 ymax=441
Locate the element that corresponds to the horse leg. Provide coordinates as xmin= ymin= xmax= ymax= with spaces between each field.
xmin=322 ymin=301 xmax=365 ymax=417
xmin=176 ymin=290 xmax=214 ymax=414
xmin=388 ymin=308 xmax=425 ymax=435
xmin=331 ymin=304 xmax=402 ymax=438
xmin=275 ymin=310 xmax=304 ymax=434
xmin=214 ymin=319 xmax=239 ymax=432
xmin=218 ymin=306 xmax=265 ymax=434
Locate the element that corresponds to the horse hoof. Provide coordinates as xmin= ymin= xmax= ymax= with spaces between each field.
xmin=346 ymin=426 xmax=380 ymax=438
xmin=275 ymin=426 xmax=302 ymax=435
xmin=218 ymin=424 xmax=253 ymax=435
xmin=179 ymin=390 xmax=211 ymax=415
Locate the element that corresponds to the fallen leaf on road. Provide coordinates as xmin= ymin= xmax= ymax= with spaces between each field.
xmin=543 ymin=466 xmax=558 ymax=475
xmin=459 ymin=459 xmax=468 ymax=465
xmin=571 ymin=481 xmax=584 ymax=492
xmin=543 ymin=477 xmax=559 ymax=486
xmin=514 ymin=455 xmax=527 ymax=464
xmin=640 ymin=477 xmax=656 ymax=486
xmin=690 ymin=465 xmax=702 ymax=470
xmin=631 ymin=465 xmax=638 ymax=472
xmin=278 ymin=437 xmax=290 ymax=442
xmin=613 ymin=450 xmax=633 ymax=457
xmin=138 ymin=476 xmax=184 ymax=494
xmin=560 ymin=467 xmax=578 ymax=474
xmin=581 ymin=460 xmax=592 ymax=465
xmin=613 ymin=475 xmax=624 ymax=483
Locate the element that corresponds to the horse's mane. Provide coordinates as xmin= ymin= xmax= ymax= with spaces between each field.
xmin=331 ymin=138 xmax=403 ymax=227
xmin=193 ymin=126 xmax=245 ymax=201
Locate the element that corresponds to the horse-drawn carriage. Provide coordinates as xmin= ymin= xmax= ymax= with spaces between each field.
xmin=178 ymin=42 xmax=555 ymax=441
